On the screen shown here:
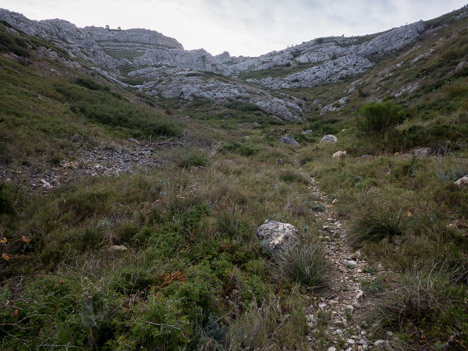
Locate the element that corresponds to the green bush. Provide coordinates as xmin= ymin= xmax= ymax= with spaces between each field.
xmin=178 ymin=150 xmax=208 ymax=168
xmin=357 ymin=101 xmax=403 ymax=137
xmin=218 ymin=142 xmax=259 ymax=156
xmin=279 ymin=170 xmax=309 ymax=185
xmin=0 ymin=29 xmax=30 ymax=58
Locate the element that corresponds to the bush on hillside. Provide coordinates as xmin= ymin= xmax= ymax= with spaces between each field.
xmin=357 ymin=101 xmax=403 ymax=137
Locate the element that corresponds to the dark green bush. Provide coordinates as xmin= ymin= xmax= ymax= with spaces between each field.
xmin=357 ymin=101 xmax=403 ymax=136
xmin=0 ymin=183 xmax=14 ymax=215
xmin=0 ymin=30 xmax=30 ymax=58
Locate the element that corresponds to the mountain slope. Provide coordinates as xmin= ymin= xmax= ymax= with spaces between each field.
xmin=0 ymin=6 xmax=467 ymax=351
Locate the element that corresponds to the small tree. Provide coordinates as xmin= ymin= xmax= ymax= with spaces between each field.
xmin=357 ymin=101 xmax=403 ymax=138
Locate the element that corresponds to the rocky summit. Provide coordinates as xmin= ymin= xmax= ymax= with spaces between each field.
xmin=1 ymin=7 xmax=462 ymax=122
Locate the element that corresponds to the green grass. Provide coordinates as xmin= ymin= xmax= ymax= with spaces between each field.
xmin=274 ymin=241 xmax=331 ymax=290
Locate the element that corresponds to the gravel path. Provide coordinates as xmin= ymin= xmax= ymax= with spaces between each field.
xmin=306 ymin=177 xmax=391 ymax=351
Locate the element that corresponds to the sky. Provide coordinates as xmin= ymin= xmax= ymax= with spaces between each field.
xmin=0 ymin=0 xmax=466 ymax=57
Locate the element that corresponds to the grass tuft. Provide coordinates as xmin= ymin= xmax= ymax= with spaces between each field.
xmin=274 ymin=241 xmax=331 ymax=291
xmin=349 ymin=209 xmax=411 ymax=248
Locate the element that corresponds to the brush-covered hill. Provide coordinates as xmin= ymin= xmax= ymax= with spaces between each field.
xmin=0 ymin=6 xmax=467 ymax=351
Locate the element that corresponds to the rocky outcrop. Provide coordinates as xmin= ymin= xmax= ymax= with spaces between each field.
xmin=321 ymin=135 xmax=338 ymax=143
xmin=139 ymin=72 xmax=304 ymax=122
xmin=0 ymin=9 xmax=117 ymax=68
xmin=332 ymin=151 xmax=347 ymax=158
xmin=231 ymin=22 xmax=425 ymax=90
xmin=256 ymin=220 xmax=299 ymax=252
xmin=454 ymin=175 xmax=468 ymax=188
xmin=279 ymin=135 xmax=300 ymax=146
xmin=414 ymin=147 xmax=431 ymax=157
xmin=86 ymin=27 xmax=183 ymax=49
xmin=86 ymin=26 xmax=232 ymax=75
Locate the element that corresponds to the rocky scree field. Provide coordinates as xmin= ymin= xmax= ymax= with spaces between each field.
xmin=0 ymin=5 xmax=467 ymax=351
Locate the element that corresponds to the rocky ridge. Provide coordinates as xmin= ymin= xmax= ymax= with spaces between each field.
xmin=2 ymin=7 xmax=462 ymax=122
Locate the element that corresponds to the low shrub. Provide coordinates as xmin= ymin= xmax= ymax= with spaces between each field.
xmin=349 ymin=208 xmax=411 ymax=248
xmin=224 ymin=293 xmax=308 ymax=350
xmin=274 ymin=242 xmax=331 ymax=290
xmin=218 ymin=142 xmax=258 ymax=156
xmin=279 ymin=170 xmax=309 ymax=185
xmin=372 ymin=265 xmax=467 ymax=346
xmin=178 ymin=150 xmax=208 ymax=168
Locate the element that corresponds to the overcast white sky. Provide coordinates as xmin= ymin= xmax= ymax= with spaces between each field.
xmin=0 ymin=0 xmax=466 ymax=56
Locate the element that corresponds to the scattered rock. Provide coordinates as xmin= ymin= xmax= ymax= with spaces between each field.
xmin=374 ymin=340 xmax=386 ymax=346
xmin=40 ymin=179 xmax=51 ymax=189
xmin=327 ymin=347 xmax=337 ymax=351
xmin=109 ymin=245 xmax=128 ymax=252
xmin=361 ymin=154 xmax=372 ymax=159
xmin=72 ymin=134 xmax=82 ymax=142
xmin=320 ymin=135 xmax=338 ymax=143
xmin=256 ymin=220 xmax=299 ymax=252
xmin=332 ymin=150 xmax=347 ymax=158
xmin=302 ymin=129 xmax=313 ymax=135
xmin=279 ymin=134 xmax=300 ymax=146
xmin=414 ymin=147 xmax=431 ymax=157
xmin=454 ymin=175 xmax=468 ymax=188
xmin=358 ymin=337 xmax=368 ymax=345
xmin=455 ymin=61 xmax=466 ymax=72
xmin=128 ymin=138 xmax=140 ymax=145
xmin=343 ymin=259 xmax=357 ymax=267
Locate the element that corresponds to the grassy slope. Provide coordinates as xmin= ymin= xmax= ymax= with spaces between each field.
xmin=1 ymin=11 xmax=467 ymax=351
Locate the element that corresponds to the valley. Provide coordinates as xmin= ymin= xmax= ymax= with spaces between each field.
xmin=0 ymin=6 xmax=467 ymax=350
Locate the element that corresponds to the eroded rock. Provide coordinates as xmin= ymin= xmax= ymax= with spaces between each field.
xmin=279 ymin=134 xmax=299 ymax=146
xmin=256 ymin=220 xmax=299 ymax=252
xmin=320 ymin=135 xmax=338 ymax=143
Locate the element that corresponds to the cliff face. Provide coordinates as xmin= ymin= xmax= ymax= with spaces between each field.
xmin=1 ymin=6 xmax=466 ymax=122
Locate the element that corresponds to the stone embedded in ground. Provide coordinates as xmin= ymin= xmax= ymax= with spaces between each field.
xmin=454 ymin=175 xmax=468 ymax=188
xmin=302 ymin=129 xmax=313 ymax=135
xmin=414 ymin=147 xmax=431 ymax=157
xmin=109 ymin=245 xmax=128 ymax=252
xmin=279 ymin=134 xmax=300 ymax=146
xmin=40 ymin=179 xmax=52 ymax=189
xmin=332 ymin=150 xmax=347 ymax=158
xmin=256 ymin=220 xmax=299 ymax=252
xmin=320 ymin=134 xmax=338 ymax=143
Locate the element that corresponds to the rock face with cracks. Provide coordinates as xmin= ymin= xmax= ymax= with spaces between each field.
xmin=1 ymin=8 xmax=457 ymax=122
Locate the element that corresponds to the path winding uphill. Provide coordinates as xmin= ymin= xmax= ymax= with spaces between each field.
xmin=306 ymin=178 xmax=393 ymax=351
